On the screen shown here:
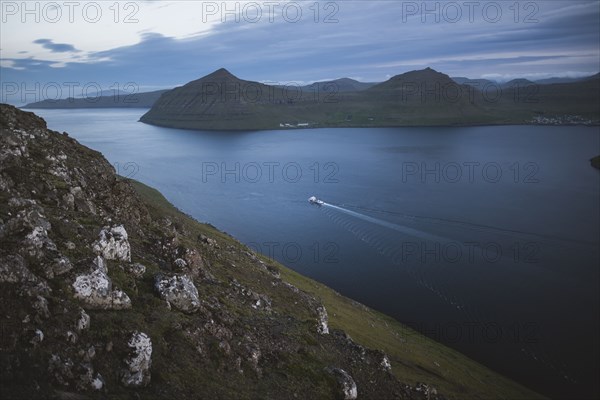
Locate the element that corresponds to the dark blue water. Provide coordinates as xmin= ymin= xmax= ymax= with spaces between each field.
xmin=35 ymin=108 xmax=600 ymax=399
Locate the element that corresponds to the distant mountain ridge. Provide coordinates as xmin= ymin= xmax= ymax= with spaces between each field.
xmin=23 ymin=89 xmax=169 ymax=109
xmin=22 ymin=68 xmax=600 ymax=115
xmin=297 ymin=78 xmax=377 ymax=93
xmin=452 ymin=74 xmax=598 ymax=86
xmin=451 ymin=77 xmax=495 ymax=87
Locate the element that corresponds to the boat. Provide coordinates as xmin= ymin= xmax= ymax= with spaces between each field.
xmin=308 ymin=196 xmax=325 ymax=206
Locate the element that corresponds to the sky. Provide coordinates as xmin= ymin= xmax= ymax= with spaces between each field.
xmin=1 ymin=0 xmax=599 ymax=104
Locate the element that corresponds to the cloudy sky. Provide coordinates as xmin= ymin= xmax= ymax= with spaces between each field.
xmin=1 ymin=0 xmax=599 ymax=103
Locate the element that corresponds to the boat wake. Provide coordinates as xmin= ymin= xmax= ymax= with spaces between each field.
xmin=311 ymin=198 xmax=578 ymax=384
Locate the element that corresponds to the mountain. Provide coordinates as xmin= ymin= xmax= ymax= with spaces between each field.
xmin=140 ymin=68 xmax=344 ymax=130
xmin=534 ymin=77 xmax=585 ymax=85
xmin=354 ymin=67 xmax=498 ymax=125
xmin=534 ymin=74 xmax=600 ymax=85
xmin=140 ymin=67 xmax=496 ymax=129
xmin=583 ymin=72 xmax=600 ymax=81
xmin=498 ymin=74 xmax=600 ymax=122
xmin=140 ymin=67 xmax=600 ymax=130
xmin=451 ymin=77 xmax=495 ymax=87
xmin=501 ymin=78 xmax=536 ymax=88
xmin=23 ymin=89 xmax=169 ymax=109
xmin=299 ymin=78 xmax=377 ymax=93
xmin=0 ymin=104 xmax=545 ymax=399
xmin=368 ymin=67 xmax=454 ymax=90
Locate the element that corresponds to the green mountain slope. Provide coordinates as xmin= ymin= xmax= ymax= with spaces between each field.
xmin=140 ymin=68 xmax=599 ymax=130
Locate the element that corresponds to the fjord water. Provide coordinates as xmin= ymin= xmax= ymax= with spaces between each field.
xmin=36 ymin=109 xmax=599 ymax=399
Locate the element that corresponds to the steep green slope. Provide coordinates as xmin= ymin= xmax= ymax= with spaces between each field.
xmin=140 ymin=68 xmax=600 ymax=130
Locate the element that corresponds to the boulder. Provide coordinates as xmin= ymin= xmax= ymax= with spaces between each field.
xmin=72 ymin=259 xmax=131 ymax=310
xmin=121 ymin=331 xmax=152 ymax=387
xmin=317 ymin=305 xmax=330 ymax=335
xmin=154 ymin=273 xmax=200 ymax=313
xmin=126 ymin=262 xmax=146 ymax=278
xmin=325 ymin=367 xmax=358 ymax=400
xmin=24 ymin=225 xmax=57 ymax=259
xmin=381 ymin=354 xmax=392 ymax=372
xmin=92 ymin=225 xmax=131 ymax=262
xmin=76 ymin=308 xmax=90 ymax=332
xmin=52 ymin=255 xmax=73 ymax=276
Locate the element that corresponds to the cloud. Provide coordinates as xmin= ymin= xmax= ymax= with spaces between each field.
xmin=33 ymin=39 xmax=80 ymax=53
xmin=1 ymin=0 xmax=598 ymax=104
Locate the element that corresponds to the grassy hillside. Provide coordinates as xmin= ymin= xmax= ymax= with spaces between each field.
xmin=140 ymin=68 xmax=600 ymax=130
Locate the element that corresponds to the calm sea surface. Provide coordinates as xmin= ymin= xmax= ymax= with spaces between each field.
xmin=33 ymin=108 xmax=600 ymax=399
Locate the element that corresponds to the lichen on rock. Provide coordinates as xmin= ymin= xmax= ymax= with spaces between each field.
xmin=92 ymin=225 xmax=131 ymax=262
xmin=316 ymin=305 xmax=330 ymax=335
xmin=121 ymin=331 xmax=152 ymax=387
xmin=72 ymin=258 xmax=131 ymax=310
xmin=154 ymin=273 xmax=200 ymax=313
xmin=326 ymin=366 xmax=358 ymax=400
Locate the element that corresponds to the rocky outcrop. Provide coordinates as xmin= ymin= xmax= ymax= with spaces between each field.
xmin=92 ymin=225 xmax=131 ymax=262
xmin=72 ymin=257 xmax=131 ymax=310
xmin=381 ymin=354 xmax=392 ymax=372
xmin=126 ymin=262 xmax=146 ymax=278
xmin=317 ymin=305 xmax=330 ymax=335
xmin=0 ymin=254 xmax=51 ymax=296
xmin=154 ymin=273 xmax=200 ymax=313
xmin=75 ymin=308 xmax=90 ymax=332
xmin=121 ymin=331 xmax=152 ymax=387
xmin=48 ymin=353 xmax=104 ymax=391
xmin=326 ymin=367 xmax=358 ymax=400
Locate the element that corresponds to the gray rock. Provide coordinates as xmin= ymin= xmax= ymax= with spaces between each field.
xmin=48 ymin=354 xmax=75 ymax=386
xmin=92 ymin=255 xmax=107 ymax=273
xmin=174 ymin=258 xmax=187 ymax=269
xmin=325 ymin=367 xmax=358 ymax=400
xmin=76 ymin=308 xmax=90 ymax=332
xmin=24 ymin=225 xmax=57 ymax=258
xmin=381 ymin=354 xmax=392 ymax=372
xmin=121 ymin=331 xmax=152 ymax=387
xmin=30 ymin=329 xmax=44 ymax=346
xmin=72 ymin=260 xmax=131 ymax=310
xmin=92 ymin=225 xmax=131 ymax=262
xmin=126 ymin=262 xmax=146 ymax=278
xmin=52 ymin=255 xmax=73 ymax=276
xmin=33 ymin=295 xmax=51 ymax=318
xmin=317 ymin=305 xmax=330 ymax=335
xmin=154 ymin=274 xmax=200 ymax=313
xmin=0 ymin=254 xmax=51 ymax=296
xmin=90 ymin=373 xmax=104 ymax=390
xmin=66 ymin=330 xmax=77 ymax=344
xmin=415 ymin=382 xmax=439 ymax=398
xmin=199 ymin=234 xmax=218 ymax=247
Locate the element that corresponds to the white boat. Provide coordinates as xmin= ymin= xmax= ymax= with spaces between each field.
xmin=308 ymin=196 xmax=324 ymax=206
